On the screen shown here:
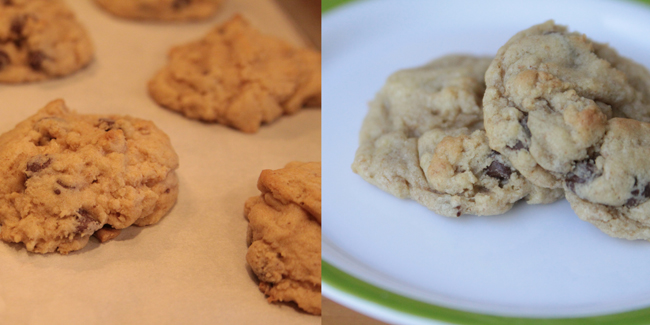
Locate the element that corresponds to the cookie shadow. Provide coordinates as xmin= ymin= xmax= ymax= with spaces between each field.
xmin=113 ymin=225 xmax=145 ymax=241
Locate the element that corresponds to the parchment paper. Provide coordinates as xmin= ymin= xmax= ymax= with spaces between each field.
xmin=0 ymin=1 xmax=321 ymax=324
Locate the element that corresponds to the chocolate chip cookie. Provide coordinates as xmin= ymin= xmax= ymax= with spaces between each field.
xmin=94 ymin=0 xmax=222 ymax=21
xmin=565 ymin=118 xmax=650 ymax=240
xmin=148 ymin=15 xmax=321 ymax=133
xmin=245 ymin=161 xmax=321 ymax=315
xmin=0 ymin=0 xmax=94 ymax=83
xmin=0 ymin=100 xmax=179 ymax=254
xmin=352 ymin=55 xmax=563 ymax=217
xmin=483 ymin=20 xmax=650 ymax=189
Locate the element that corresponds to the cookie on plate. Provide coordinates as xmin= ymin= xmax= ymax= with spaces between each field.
xmin=245 ymin=161 xmax=321 ymax=315
xmin=148 ymin=15 xmax=321 ymax=133
xmin=0 ymin=100 xmax=179 ymax=254
xmin=93 ymin=0 xmax=222 ymax=21
xmin=0 ymin=0 xmax=94 ymax=83
xmin=483 ymin=20 xmax=650 ymax=189
xmin=352 ymin=55 xmax=563 ymax=217
xmin=565 ymin=118 xmax=650 ymax=240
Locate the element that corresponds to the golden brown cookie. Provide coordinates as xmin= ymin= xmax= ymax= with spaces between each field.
xmin=0 ymin=0 xmax=94 ymax=83
xmin=148 ymin=15 xmax=321 ymax=133
xmin=245 ymin=161 xmax=321 ymax=315
xmin=0 ymin=100 xmax=179 ymax=254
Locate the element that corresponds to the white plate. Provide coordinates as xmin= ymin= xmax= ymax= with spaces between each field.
xmin=322 ymin=0 xmax=650 ymax=323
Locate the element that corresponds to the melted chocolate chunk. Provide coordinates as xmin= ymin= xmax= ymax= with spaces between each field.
xmin=76 ymin=209 xmax=99 ymax=233
xmin=98 ymin=118 xmax=115 ymax=131
xmin=565 ymin=158 xmax=600 ymax=192
xmin=26 ymin=157 xmax=51 ymax=173
xmin=520 ymin=115 xmax=531 ymax=138
xmin=56 ymin=179 xmax=75 ymax=189
xmin=625 ymin=181 xmax=650 ymax=208
xmin=507 ymin=140 xmax=527 ymax=151
xmin=0 ymin=51 xmax=10 ymax=71
xmin=10 ymin=17 xmax=24 ymax=35
xmin=172 ymin=0 xmax=191 ymax=9
xmin=28 ymin=51 xmax=45 ymax=71
xmin=485 ymin=160 xmax=513 ymax=181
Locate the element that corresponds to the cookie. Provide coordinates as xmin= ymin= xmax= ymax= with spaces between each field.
xmin=564 ymin=118 xmax=650 ymax=239
xmin=352 ymin=55 xmax=563 ymax=218
xmin=483 ymin=20 xmax=650 ymax=189
xmin=245 ymin=161 xmax=321 ymax=315
xmin=0 ymin=0 xmax=94 ymax=83
xmin=0 ymin=100 xmax=179 ymax=254
xmin=148 ymin=15 xmax=321 ymax=133
xmin=94 ymin=0 xmax=222 ymax=21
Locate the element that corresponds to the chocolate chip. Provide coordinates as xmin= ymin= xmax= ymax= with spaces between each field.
xmin=485 ymin=160 xmax=513 ymax=181
xmin=28 ymin=51 xmax=45 ymax=71
xmin=76 ymin=209 xmax=99 ymax=233
xmin=99 ymin=118 xmax=114 ymax=125
xmin=172 ymin=0 xmax=191 ymax=9
xmin=520 ymin=115 xmax=531 ymax=138
xmin=165 ymin=188 xmax=170 ymax=193
xmin=78 ymin=209 xmax=91 ymax=218
xmin=26 ymin=157 xmax=51 ymax=173
xmin=56 ymin=179 xmax=75 ymax=189
xmin=98 ymin=118 xmax=115 ymax=131
xmin=625 ymin=181 xmax=650 ymax=208
xmin=507 ymin=140 xmax=528 ymax=151
xmin=565 ymin=158 xmax=600 ymax=192
xmin=0 ymin=51 xmax=10 ymax=71
xmin=54 ymin=189 xmax=61 ymax=195
xmin=2 ymin=0 xmax=13 ymax=5
xmin=10 ymin=17 xmax=24 ymax=36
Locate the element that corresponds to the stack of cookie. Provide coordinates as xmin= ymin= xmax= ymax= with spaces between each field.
xmin=353 ymin=20 xmax=650 ymax=241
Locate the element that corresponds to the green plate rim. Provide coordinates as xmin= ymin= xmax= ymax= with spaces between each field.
xmin=322 ymin=0 xmax=650 ymax=323
xmin=323 ymin=260 xmax=650 ymax=324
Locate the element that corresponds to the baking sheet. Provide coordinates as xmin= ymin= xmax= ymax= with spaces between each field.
xmin=0 ymin=1 xmax=320 ymax=323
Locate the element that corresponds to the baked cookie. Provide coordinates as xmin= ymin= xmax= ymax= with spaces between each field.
xmin=245 ymin=161 xmax=321 ymax=315
xmin=352 ymin=55 xmax=563 ymax=218
xmin=94 ymin=0 xmax=222 ymax=21
xmin=0 ymin=100 xmax=179 ymax=254
xmin=565 ymin=118 xmax=650 ymax=239
xmin=0 ymin=0 xmax=94 ymax=83
xmin=148 ymin=15 xmax=321 ymax=133
xmin=483 ymin=20 xmax=650 ymax=189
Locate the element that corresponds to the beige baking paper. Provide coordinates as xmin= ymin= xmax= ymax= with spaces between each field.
xmin=0 ymin=1 xmax=321 ymax=324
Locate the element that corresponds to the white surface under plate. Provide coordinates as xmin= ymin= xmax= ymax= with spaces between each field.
xmin=322 ymin=0 xmax=650 ymax=324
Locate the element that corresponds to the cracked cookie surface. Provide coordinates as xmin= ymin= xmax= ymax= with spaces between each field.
xmin=352 ymin=55 xmax=563 ymax=217
xmin=0 ymin=0 xmax=93 ymax=83
xmin=0 ymin=99 xmax=179 ymax=254
xmin=483 ymin=20 xmax=650 ymax=189
xmin=245 ymin=161 xmax=321 ymax=315
xmin=94 ymin=0 xmax=222 ymax=21
xmin=148 ymin=15 xmax=321 ymax=133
